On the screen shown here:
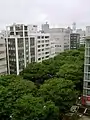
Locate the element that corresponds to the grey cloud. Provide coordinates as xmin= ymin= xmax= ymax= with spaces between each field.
xmin=0 ymin=0 xmax=90 ymax=29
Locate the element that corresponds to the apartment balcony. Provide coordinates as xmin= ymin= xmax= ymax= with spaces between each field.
xmin=0 ymin=53 xmax=6 ymax=59
xmin=0 ymin=46 xmax=6 ymax=51
xmin=0 ymin=59 xmax=6 ymax=66
xmin=0 ymin=66 xmax=7 ymax=74
xmin=0 ymin=39 xmax=5 ymax=44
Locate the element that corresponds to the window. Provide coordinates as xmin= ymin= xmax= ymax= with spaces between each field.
xmin=45 ymin=40 xmax=49 ymax=42
xmin=45 ymin=52 xmax=49 ymax=54
xmin=30 ymin=37 xmax=35 ymax=46
xmin=45 ymin=36 xmax=49 ymax=38
xmin=37 ymin=36 xmax=40 ymax=39
xmin=88 ymin=82 xmax=90 ymax=88
xmin=87 ymin=90 xmax=90 ymax=95
xmin=46 ymin=56 xmax=49 ymax=58
xmin=42 ymin=45 xmax=44 ymax=47
xmin=38 ymin=45 xmax=40 ymax=48
xmin=88 ymin=66 xmax=90 ymax=72
xmin=42 ymin=40 xmax=44 ymax=43
xmin=0 ymin=51 xmax=4 ymax=54
xmin=46 ymin=44 xmax=49 ymax=46
xmin=38 ymin=49 xmax=41 ymax=52
xmin=38 ymin=41 xmax=40 ymax=43
xmin=38 ymin=58 xmax=41 ymax=61
xmin=31 ymin=57 xmax=35 ymax=62
xmin=42 ymin=57 xmax=44 ymax=59
xmin=42 ymin=49 xmax=44 ymax=51
xmin=42 ymin=36 xmax=44 ymax=39
xmin=30 ymin=48 xmax=35 ymax=56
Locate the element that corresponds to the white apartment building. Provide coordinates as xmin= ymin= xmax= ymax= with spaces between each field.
xmin=6 ymin=23 xmax=53 ymax=75
xmin=29 ymin=33 xmax=52 ymax=62
xmin=49 ymin=28 xmax=70 ymax=55
xmin=0 ymin=34 xmax=7 ymax=74
xmin=76 ymin=29 xmax=86 ymax=45
xmin=86 ymin=26 xmax=90 ymax=36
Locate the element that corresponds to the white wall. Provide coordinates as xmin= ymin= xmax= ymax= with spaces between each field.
xmin=0 ymin=34 xmax=7 ymax=74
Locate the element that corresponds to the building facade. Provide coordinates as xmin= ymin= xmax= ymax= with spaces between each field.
xmin=0 ymin=34 xmax=7 ymax=74
xmin=70 ymin=33 xmax=80 ymax=49
xmin=86 ymin=26 xmax=90 ymax=36
xmin=6 ymin=24 xmax=30 ymax=75
xmin=49 ymin=28 xmax=70 ymax=55
xmin=83 ymin=36 xmax=90 ymax=106
xmin=76 ymin=29 xmax=86 ymax=45
xmin=42 ymin=22 xmax=49 ymax=33
xmin=6 ymin=24 xmax=53 ymax=75
xmin=29 ymin=33 xmax=52 ymax=62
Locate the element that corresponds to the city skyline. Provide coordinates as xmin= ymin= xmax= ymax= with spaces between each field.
xmin=0 ymin=0 xmax=90 ymax=30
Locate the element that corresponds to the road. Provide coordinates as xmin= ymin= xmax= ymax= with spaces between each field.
xmin=79 ymin=116 xmax=90 ymax=120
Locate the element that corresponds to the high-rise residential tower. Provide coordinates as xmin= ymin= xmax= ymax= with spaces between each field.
xmin=6 ymin=23 xmax=53 ymax=75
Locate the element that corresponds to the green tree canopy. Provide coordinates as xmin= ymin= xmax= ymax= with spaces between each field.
xmin=38 ymin=78 xmax=78 ymax=113
xmin=12 ymin=94 xmax=59 ymax=120
xmin=0 ymin=75 xmax=36 ymax=120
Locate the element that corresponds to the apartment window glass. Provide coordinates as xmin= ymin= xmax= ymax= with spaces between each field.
xmin=42 ymin=36 xmax=44 ymax=39
xmin=45 ymin=40 xmax=49 ymax=42
xmin=83 ymin=89 xmax=86 ymax=95
xmin=30 ymin=48 xmax=35 ymax=56
xmin=42 ymin=49 xmax=44 ymax=51
xmin=0 ymin=51 xmax=4 ymax=54
xmin=38 ymin=45 xmax=40 ymax=48
xmin=38 ymin=41 xmax=40 ymax=43
xmin=10 ymin=32 xmax=14 ymax=35
xmin=38 ymin=49 xmax=41 ymax=52
xmin=31 ymin=57 xmax=35 ymax=62
xmin=0 ymin=44 xmax=4 ymax=47
xmin=88 ymin=66 xmax=90 ymax=72
xmin=10 ymin=26 xmax=13 ymax=31
xmin=88 ymin=82 xmax=90 ymax=88
xmin=30 ymin=37 xmax=35 ymax=46
xmin=37 ymin=36 xmax=40 ymax=39
xmin=86 ymin=57 xmax=90 ymax=64
xmin=45 ymin=36 xmax=49 ymax=39
xmin=46 ymin=44 xmax=49 ymax=46
xmin=42 ymin=40 xmax=44 ymax=43
xmin=42 ymin=45 xmax=44 ymax=47
xmin=46 ymin=56 xmax=49 ymax=58
xmin=38 ymin=58 xmax=41 ymax=61
xmin=87 ymin=90 xmax=90 ymax=95
xmin=45 ymin=52 xmax=49 ymax=54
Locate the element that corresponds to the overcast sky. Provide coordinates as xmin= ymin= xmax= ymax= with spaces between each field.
xmin=0 ymin=0 xmax=90 ymax=30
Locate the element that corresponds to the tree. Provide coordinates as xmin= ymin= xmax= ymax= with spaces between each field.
xmin=0 ymin=76 xmax=36 ymax=120
xmin=12 ymin=94 xmax=59 ymax=120
xmin=38 ymin=78 xmax=78 ymax=113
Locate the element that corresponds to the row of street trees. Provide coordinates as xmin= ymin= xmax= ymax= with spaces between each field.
xmin=0 ymin=47 xmax=84 ymax=120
